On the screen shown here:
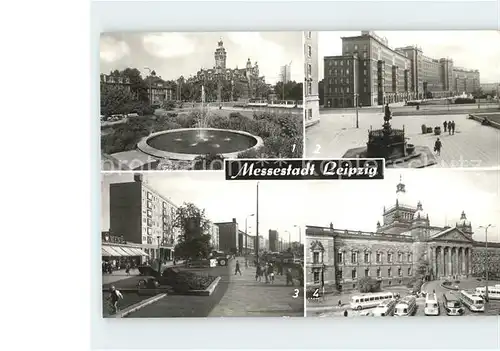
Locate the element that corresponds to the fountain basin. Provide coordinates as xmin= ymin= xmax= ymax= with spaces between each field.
xmin=137 ymin=128 xmax=264 ymax=161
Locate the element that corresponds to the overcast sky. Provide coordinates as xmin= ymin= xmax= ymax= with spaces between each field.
xmin=100 ymin=32 xmax=303 ymax=85
xmin=101 ymin=169 xmax=499 ymax=244
xmin=318 ymin=31 xmax=500 ymax=83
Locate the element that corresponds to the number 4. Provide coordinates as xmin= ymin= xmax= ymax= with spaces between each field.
xmin=312 ymin=288 xmax=319 ymax=298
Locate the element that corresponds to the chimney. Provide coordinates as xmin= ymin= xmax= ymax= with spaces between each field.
xmin=134 ymin=173 xmax=143 ymax=183
xmin=232 ymin=218 xmax=236 ymax=223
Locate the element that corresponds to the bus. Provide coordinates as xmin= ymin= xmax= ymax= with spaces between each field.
xmin=442 ymin=292 xmax=464 ymax=316
xmin=394 ymin=296 xmax=417 ymax=316
xmin=475 ymin=285 xmax=500 ymax=300
xmin=371 ymin=298 xmax=398 ymax=317
xmin=350 ymin=292 xmax=395 ymax=311
xmin=424 ymin=293 xmax=440 ymax=316
xmin=459 ymin=290 xmax=485 ymax=312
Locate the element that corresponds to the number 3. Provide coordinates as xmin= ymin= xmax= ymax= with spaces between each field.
xmin=292 ymin=289 xmax=300 ymax=298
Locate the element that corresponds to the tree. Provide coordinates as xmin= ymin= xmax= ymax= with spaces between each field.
xmin=173 ymin=203 xmax=213 ymax=260
xmin=121 ymin=68 xmax=149 ymax=102
xmin=100 ymin=84 xmax=135 ymax=117
xmin=358 ymin=277 xmax=381 ymax=293
xmin=273 ymin=81 xmax=303 ymax=101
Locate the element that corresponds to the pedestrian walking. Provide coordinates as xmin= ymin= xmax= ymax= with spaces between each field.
xmin=434 ymin=138 xmax=442 ymax=155
xmin=443 ymin=121 xmax=448 ymax=133
xmin=264 ymin=264 xmax=269 ymax=283
xmin=235 ymin=260 xmax=242 ymax=275
xmin=343 ymin=310 xmax=348 ymax=317
xmin=448 ymin=122 xmax=452 ymax=135
xmin=338 ymin=300 xmax=342 ymax=307
xmin=255 ymin=265 xmax=262 ymax=282
xmin=268 ymin=263 xmax=275 ymax=284
xmin=125 ymin=263 xmax=130 ymax=275
xmin=451 ymin=120 xmax=456 ymax=135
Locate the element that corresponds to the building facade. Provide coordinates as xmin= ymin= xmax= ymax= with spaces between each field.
xmin=269 ymin=230 xmax=280 ymax=252
xmin=195 ymin=40 xmax=265 ymax=102
xmin=280 ymin=64 xmax=291 ymax=84
xmin=238 ymin=230 xmax=256 ymax=255
xmin=144 ymin=75 xmax=175 ymax=105
xmin=480 ymin=83 xmax=500 ymax=97
xmin=215 ymin=218 xmax=239 ymax=254
xmin=208 ymin=222 xmax=220 ymax=251
xmin=306 ymin=176 xmax=500 ymax=293
xmin=304 ymin=31 xmax=320 ymax=127
xmin=323 ymin=31 xmax=481 ymax=107
xmin=109 ymin=174 xmax=179 ymax=262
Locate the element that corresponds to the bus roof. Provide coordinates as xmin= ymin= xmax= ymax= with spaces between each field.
xmin=351 ymin=292 xmax=394 ymax=299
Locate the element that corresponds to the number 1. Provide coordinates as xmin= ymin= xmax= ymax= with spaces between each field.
xmin=292 ymin=144 xmax=296 ymax=153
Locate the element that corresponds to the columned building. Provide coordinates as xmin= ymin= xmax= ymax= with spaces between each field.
xmin=306 ymin=176 xmax=500 ymax=293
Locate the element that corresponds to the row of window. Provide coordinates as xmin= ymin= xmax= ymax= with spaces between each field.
xmin=312 ymin=267 xmax=412 ymax=283
xmin=312 ymin=251 xmax=413 ymax=265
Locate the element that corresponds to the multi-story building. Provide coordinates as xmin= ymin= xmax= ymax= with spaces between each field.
xmin=306 ymin=176 xmax=500 ymax=293
xmin=208 ymin=222 xmax=220 ymax=251
xmin=323 ymin=31 xmax=480 ymax=107
xmin=480 ymin=82 xmax=500 ymax=96
xmin=238 ymin=230 xmax=256 ymax=255
xmin=258 ymin=235 xmax=266 ymax=251
xmin=144 ymin=75 xmax=175 ymax=105
xmin=109 ymin=174 xmax=179 ymax=262
xmin=195 ymin=39 xmax=266 ymax=101
xmin=304 ymin=31 xmax=320 ymax=127
xmin=100 ymin=73 xmax=133 ymax=93
xmin=269 ymin=230 xmax=280 ymax=252
xmin=215 ymin=218 xmax=239 ymax=254
xmin=280 ymin=64 xmax=291 ymax=84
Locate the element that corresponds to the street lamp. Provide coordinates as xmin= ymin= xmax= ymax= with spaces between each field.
xmin=245 ymin=214 xmax=255 ymax=256
xmin=156 ymin=235 xmax=161 ymax=277
xmin=478 ymin=224 xmax=495 ymax=304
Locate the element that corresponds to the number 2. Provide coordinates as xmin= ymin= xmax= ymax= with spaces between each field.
xmin=292 ymin=289 xmax=300 ymax=298
xmin=313 ymin=144 xmax=321 ymax=154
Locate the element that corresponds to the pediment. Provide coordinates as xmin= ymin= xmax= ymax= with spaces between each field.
xmin=310 ymin=240 xmax=325 ymax=251
xmin=430 ymin=227 xmax=473 ymax=243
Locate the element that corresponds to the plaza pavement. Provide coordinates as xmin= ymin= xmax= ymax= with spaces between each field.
xmin=306 ymin=111 xmax=500 ymax=168
xmin=208 ymin=257 xmax=304 ymax=317
xmin=307 ymin=278 xmax=500 ymax=317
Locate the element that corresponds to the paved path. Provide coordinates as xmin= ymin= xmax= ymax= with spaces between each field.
xmin=306 ymin=111 xmax=500 ymax=168
xmin=209 ymin=258 xmax=304 ymax=317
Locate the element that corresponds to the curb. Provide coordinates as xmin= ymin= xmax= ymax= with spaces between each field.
xmin=305 ymin=120 xmax=320 ymax=128
xmin=112 ymin=293 xmax=167 ymax=318
xmin=185 ymin=276 xmax=221 ymax=296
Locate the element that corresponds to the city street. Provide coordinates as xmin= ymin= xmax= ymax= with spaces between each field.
xmin=305 ymin=110 xmax=500 ymax=167
xmin=306 ymin=279 xmax=500 ymax=317
xmin=118 ymin=258 xmax=303 ymax=318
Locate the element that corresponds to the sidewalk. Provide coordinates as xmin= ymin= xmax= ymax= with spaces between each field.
xmin=209 ymin=258 xmax=304 ymax=317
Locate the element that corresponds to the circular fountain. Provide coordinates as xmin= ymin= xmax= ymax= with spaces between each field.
xmin=137 ymin=127 xmax=263 ymax=160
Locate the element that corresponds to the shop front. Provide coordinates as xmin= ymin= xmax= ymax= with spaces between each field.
xmin=101 ymin=244 xmax=150 ymax=270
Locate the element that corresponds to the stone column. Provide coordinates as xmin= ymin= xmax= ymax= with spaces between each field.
xmin=446 ymin=246 xmax=453 ymax=276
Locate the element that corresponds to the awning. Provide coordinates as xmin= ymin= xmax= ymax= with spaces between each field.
xmin=120 ymin=247 xmax=139 ymax=256
xmin=101 ymin=246 xmax=123 ymax=256
xmin=113 ymin=246 xmax=132 ymax=256
xmin=132 ymin=248 xmax=150 ymax=256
